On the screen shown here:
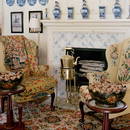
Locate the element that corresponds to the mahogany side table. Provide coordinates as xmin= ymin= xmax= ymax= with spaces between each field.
xmin=0 ymin=85 xmax=25 ymax=130
xmin=86 ymin=99 xmax=127 ymax=130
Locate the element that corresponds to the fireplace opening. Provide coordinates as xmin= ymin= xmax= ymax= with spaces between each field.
xmin=65 ymin=47 xmax=107 ymax=86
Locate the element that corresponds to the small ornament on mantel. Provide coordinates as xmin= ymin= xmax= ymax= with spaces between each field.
xmin=99 ymin=6 xmax=106 ymax=19
xmin=53 ymin=1 xmax=61 ymax=19
xmin=80 ymin=0 xmax=89 ymax=19
xmin=127 ymin=5 xmax=130 ymax=19
xmin=112 ymin=0 xmax=122 ymax=19
xmin=44 ymin=8 xmax=49 ymax=19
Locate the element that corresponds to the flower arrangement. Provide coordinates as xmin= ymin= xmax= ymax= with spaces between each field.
xmin=0 ymin=71 xmax=23 ymax=89
xmin=88 ymin=80 xmax=127 ymax=106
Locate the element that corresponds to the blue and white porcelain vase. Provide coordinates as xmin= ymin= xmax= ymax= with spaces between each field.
xmin=127 ymin=5 xmax=130 ymax=19
xmin=80 ymin=0 xmax=89 ymax=19
xmin=53 ymin=1 xmax=61 ymax=19
xmin=112 ymin=0 xmax=122 ymax=19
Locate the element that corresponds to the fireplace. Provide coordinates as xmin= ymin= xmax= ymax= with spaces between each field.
xmin=41 ymin=20 xmax=129 ymax=98
xmin=65 ymin=47 xmax=107 ymax=86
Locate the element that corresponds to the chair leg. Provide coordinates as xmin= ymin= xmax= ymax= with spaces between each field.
xmin=50 ymin=92 xmax=55 ymax=111
xmin=18 ymin=105 xmax=23 ymax=126
xmin=79 ymin=101 xmax=85 ymax=123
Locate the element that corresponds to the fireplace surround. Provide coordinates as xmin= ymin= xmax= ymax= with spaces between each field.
xmin=41 ymin=19 xmax=130 ymax=98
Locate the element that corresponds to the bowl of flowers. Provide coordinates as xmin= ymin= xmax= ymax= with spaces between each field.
xmin=88 ymin=81 xmax=127 ymax=107
xmin=0 ymin=71 xmax=23 ymax=89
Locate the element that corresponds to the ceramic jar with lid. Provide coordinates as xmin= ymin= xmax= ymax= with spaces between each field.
xmin=127 ymin=5 xmax=130 ymax=19
xmin=80 ymin=0 xmax=89 ymax=19
xmin=53 ymin=1 xmax=61 ymax=19
xmin=112 ymin=0 xmax=122 ymax=19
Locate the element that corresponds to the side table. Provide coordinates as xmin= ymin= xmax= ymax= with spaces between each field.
xmin=0 ymin=85 xmax=25 ymax=130
xmin=86 ymin=99 xmax=127 ymax=130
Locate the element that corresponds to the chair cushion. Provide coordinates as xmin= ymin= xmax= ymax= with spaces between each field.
xmin=14 ymin=75 xmax=57 ymax=103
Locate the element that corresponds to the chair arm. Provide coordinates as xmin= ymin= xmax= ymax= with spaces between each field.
xmin=37 ymin=65 xmax=49 ymax=76
xmin=79 ymin=85 xmax=92 ymax=102
xmin=86 ymin=71 xmax=110 ymax=84
xmin=22 ymin=64 xmax=49 ymax=77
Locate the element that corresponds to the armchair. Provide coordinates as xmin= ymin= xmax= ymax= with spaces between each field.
xmin=0 ymin=35 xmax=57 ymax=110
xmin=79 ymin=38 xmax=130 ymax=122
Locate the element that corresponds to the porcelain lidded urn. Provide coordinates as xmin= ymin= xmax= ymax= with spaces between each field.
xmin=112 ymin=0 xmax=122 ymax=19
xmin=80 ymin=0 xmax=89 ymax=19
xmin=127 ymin=5 xmax=130 ymax=19
xmin=53 ymin=1 xmax=61 ymax=19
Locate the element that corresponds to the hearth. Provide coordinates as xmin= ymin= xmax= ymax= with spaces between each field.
xmin=65 ymin=47 xmax=107 ymax=86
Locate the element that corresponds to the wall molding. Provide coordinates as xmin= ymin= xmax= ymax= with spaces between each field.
xmin=41 ymin=19 xmax=130 ymax=28
xmin=41 ymin=19 xmax=130 ymax=34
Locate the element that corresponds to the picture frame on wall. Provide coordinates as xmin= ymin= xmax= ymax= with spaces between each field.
xmin=29 ymin=11 xmax=43 ymax=33
xmin=11 ymin=12 xmax=24 ymax=33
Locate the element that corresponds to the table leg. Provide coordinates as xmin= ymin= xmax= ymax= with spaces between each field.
xmin=1 ymin=96 xmax=6 ymax=113
xmin=103 ymin=113 xmax=109 ymax=130
xmin=79 ymin=101 xmax=85 ymax=123
xmin=6 ymin=95 xmax=14 ymax=128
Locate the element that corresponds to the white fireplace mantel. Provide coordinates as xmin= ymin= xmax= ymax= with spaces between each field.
xmin=41 ymin=19 xmax=130 ymax=31
xmin=41 ymin=19 xmax=130 ymax=68
xmin=40 ymin=19 xmax=130 ymax=70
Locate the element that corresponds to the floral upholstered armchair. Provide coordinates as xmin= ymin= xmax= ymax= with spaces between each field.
xmin=79 ymin=38 xmax=130 ymax=122
xmin=0 ymin=35 xmax=57 ymax=110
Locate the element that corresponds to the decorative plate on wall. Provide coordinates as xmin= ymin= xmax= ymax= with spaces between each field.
xmin=39 ymin=0 xmax=48 ymax=6
xmin=27 ymin=0 xmax=37 ymax=6
xmin=6 ymin=0 xmax=15 ymax=6
xmin=17 ymin=0 xmax=26 ymax=7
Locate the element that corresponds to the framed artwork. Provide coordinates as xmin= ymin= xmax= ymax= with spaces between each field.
xmin=11 ymin=12 xmax=24 ymax=33
xmin=29 ymin=11 xmax=43 ymax=33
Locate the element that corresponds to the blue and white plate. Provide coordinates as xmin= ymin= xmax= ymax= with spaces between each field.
xmin=6 ymin=0 xmax=15 ymax=6
xmin=27 ymin=0 xmax=37 ymax=6
xmin=39 ymin=0 xmax=48 ymax=6
xmin=17 ymin=0 xmax=26 ymax=7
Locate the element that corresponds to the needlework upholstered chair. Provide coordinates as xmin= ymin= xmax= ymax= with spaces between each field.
xmin=79 ymin=38 xmax=130 ymax=122
xmin=0 ymin=35 xmax=57 ymax=110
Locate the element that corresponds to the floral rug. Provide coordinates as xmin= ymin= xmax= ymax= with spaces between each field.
xmin=1 ymin=101 xmax=130 ymax=130
xmin=14 ymin=102 xmax=102 ymax=130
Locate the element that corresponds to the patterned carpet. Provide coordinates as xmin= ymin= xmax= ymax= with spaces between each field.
xmin=14 ymin=102 xmax=102 ymax=130
xmin=1 ymin=100 xmax=130 ymax=130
